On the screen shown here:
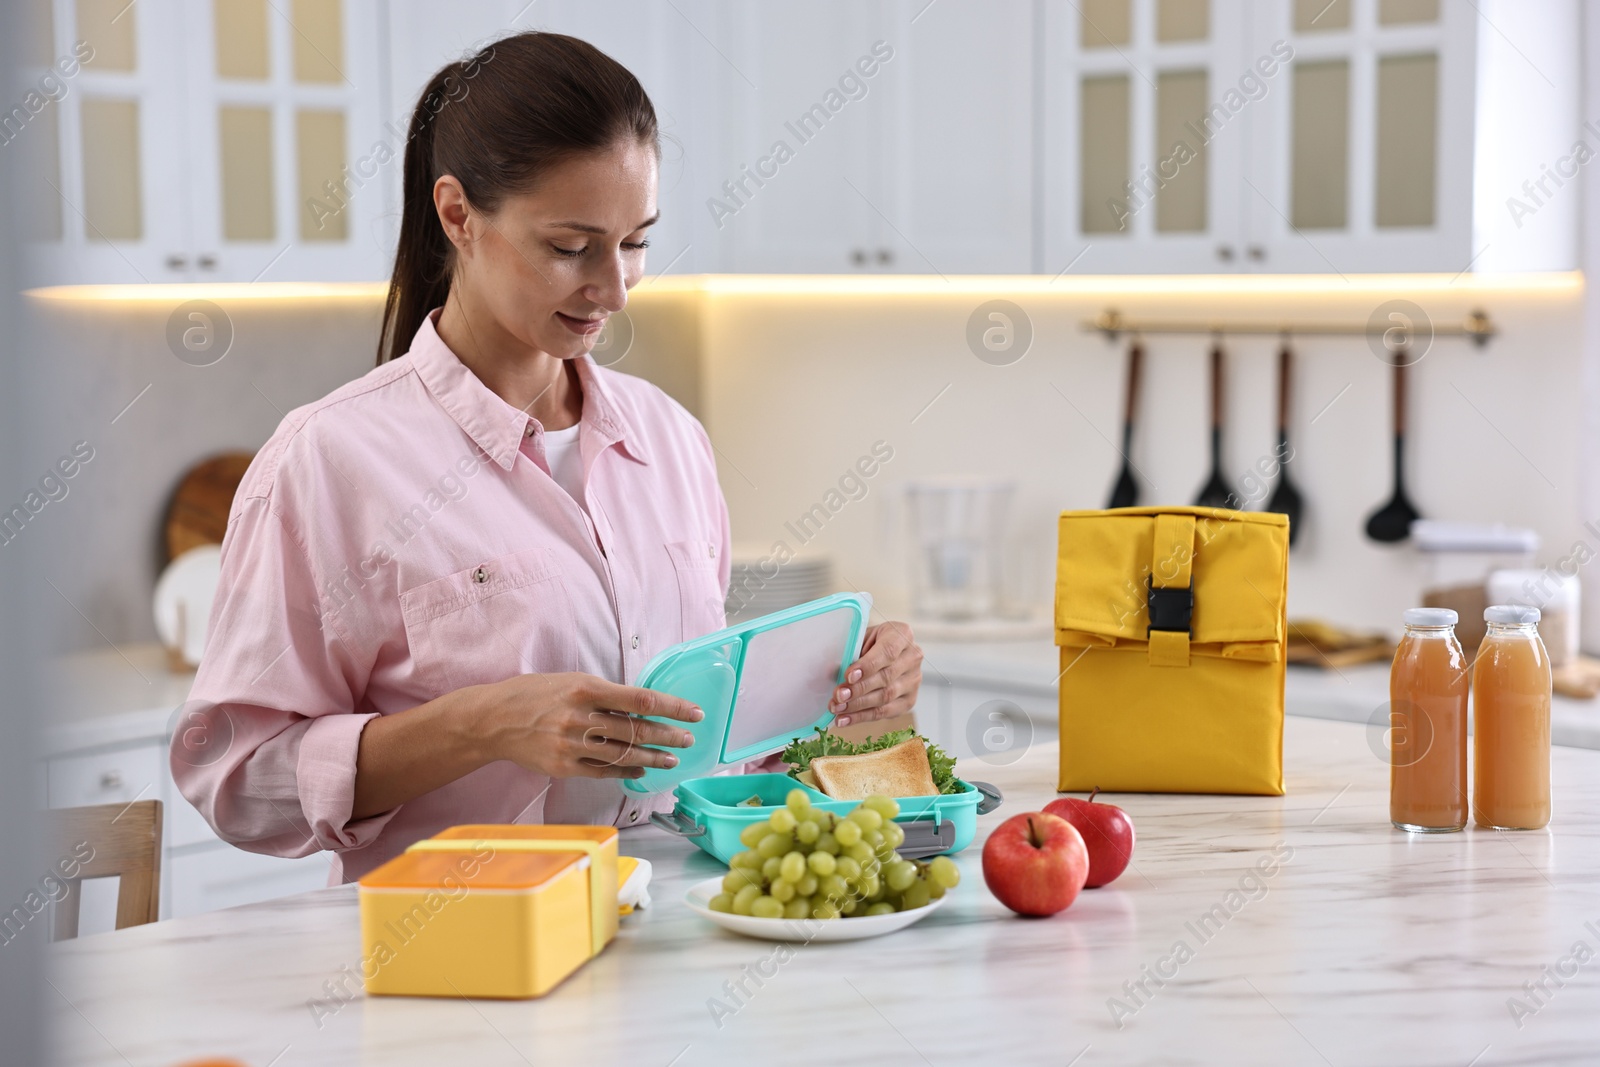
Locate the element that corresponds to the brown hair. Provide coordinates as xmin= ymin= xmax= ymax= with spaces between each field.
xmin=377 ymin=32 xmax=659 ymax=364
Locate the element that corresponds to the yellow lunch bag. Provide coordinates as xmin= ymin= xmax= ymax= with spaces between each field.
xmin=1054 ymin=506 xmax=1289 ymax=795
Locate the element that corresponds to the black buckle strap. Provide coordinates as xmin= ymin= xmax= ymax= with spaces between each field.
xmin=1147 ymin=577 xmax=1193 ymax=636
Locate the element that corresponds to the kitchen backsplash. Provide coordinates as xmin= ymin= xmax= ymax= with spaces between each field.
xmin=20 ymin=274 xmax=1592 ymax=654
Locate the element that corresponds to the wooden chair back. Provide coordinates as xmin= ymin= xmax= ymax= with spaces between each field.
xmin=47 ymin=799 xmax=162 ymax=939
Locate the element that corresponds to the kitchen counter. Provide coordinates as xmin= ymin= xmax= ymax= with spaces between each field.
xmin=921 ymin=639 xmax=1600 ymax=751
xmin=48 ymin=716 xmax=1600 ymax=1066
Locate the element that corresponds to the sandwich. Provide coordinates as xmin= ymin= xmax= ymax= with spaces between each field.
xmin=780 ymin=728 xmax=959 ymax=799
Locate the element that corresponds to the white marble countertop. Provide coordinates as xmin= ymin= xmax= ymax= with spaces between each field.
xmin=48 ymin=717 xmax=1600 ymax=1067
xmin=922 ymin=639 xmax=1600 ymax=750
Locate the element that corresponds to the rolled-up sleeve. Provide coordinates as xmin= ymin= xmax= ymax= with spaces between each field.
xmin=173 ymin=493 xmax=396 ymax=857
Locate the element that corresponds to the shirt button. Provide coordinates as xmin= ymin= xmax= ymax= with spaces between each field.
xmin=472 ymin=567 xmax=489 ymax=583
xmin=708 ymin=544 xmax=717 ymax=559
xmin=524 ymin=424 xmax=536 ymax=438
xmin=631 ymin=634 xmax=640 ymax=649
xmin=628 ymin=809 xmax=639 ymax=823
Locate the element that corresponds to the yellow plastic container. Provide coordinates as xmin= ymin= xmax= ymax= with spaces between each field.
xmin=357 ymin=825 xmax=619 ymax=999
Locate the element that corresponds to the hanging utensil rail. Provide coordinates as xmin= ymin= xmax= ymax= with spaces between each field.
xmin=1085 ymin=308 xmax=1496 ymax=347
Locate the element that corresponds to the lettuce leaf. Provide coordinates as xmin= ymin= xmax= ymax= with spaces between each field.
xmin=779 ymin=727 xmax=962 ymax=795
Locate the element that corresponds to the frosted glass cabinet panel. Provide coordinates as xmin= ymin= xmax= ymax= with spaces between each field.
xmin=21 ymin=0 xmax=386 ymax=285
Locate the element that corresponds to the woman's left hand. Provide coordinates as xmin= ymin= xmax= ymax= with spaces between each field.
xmin=830 ymin=621 xmax=923 ymax=728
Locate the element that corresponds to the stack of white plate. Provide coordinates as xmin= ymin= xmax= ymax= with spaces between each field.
xmin=724 ymin=547 xmax=833 ymax=622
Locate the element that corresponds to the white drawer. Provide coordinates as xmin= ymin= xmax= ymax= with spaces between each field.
xmin=46 ymin=743 xmax=164 ymax=812
xmin=168 ymin=845 xmax=333 ymax=919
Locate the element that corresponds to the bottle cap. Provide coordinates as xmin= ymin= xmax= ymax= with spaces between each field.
xmin=1402 ymin=608 xmax=1458 ymax=627
xmin=1484 ymin=604 xmax=1541 ymax=625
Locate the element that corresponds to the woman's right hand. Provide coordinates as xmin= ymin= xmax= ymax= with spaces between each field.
xmin=476 ymin=672 xmax=703 ymax=781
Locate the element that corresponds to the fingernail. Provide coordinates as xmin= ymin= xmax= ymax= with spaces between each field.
xmin=838 ymin=687 xmax=852 ymax=701
xmin=838 ymin=716 xmax=851 ymax=727
xmin=665 ymin=755 xmax=678 ymax=768
xmin=681 ymin=732 xmax=694 ymax=746
xmin=689 ymin=706 xmax=704 ymax=721
xmin=849 ymin=669 xmax=862 ymax=683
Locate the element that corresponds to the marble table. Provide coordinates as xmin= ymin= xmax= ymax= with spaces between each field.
xmin=48 ymin=717 xmax=1600 ymax=1067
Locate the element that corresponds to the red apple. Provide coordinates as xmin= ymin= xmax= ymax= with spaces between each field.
xmin=981 ymin=811 xmax=1089 ymax=917
xmin=1044 ymin=788 xmax=1136 ymax=888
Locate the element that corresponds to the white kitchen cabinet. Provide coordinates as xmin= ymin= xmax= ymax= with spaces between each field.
xmin=168 ymin=845 xmax=331 ymax=919
xmin=1041 ymin=0 xmax=1482 ymax=274
xmin=22 ymin=0 xmax=389 ymax=286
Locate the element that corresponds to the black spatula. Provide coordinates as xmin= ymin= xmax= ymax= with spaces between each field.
xmin=1365 ymin=352 xmax=1421 ymax=542
xmin=1265 ymin=340 xmax=1305 ymax=545
xmin=1193 ymin=339 xmax=1236 ymax=509
xmin=1106 ymin=340 xmax=1143 ymax=509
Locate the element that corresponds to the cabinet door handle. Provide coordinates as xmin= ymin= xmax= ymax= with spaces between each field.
xmin=99 ymin=770 xmax=123 ymax=790
xmin=1215 ymin=244 xmax=1235 ymax=262
xmin=850 ymin=248 xmax=868 ymax=267
xmin=1247 ymin=245 xmax=1265 ymax=261
xmin=876 ymin=247 xmax=894 ymax=265
xmin=198 ymin=254 xmax=219 ymax=270
xmin=165 ymin=254 xmax=188 ymax=271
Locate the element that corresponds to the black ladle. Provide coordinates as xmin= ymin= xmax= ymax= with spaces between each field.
xmin=1365 ymin=351 xmax=1421 ymax=542
xmin=1193 ymin=338 xmax=1236 ymax=508
xmin=1106 ymin=339 xmax=1143 ymax=509
xmin=1265 ymin=340 xmax=1305 ymax=545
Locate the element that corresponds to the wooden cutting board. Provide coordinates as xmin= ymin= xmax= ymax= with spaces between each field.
xmin=163 ymin=452 xmax=255 ymax=564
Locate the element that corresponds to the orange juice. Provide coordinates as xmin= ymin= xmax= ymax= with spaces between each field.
xmin=1389 ymin=608 xmax=1468 ymax=832
xmin=1472 ymin=606 xmax=1552 ymax=830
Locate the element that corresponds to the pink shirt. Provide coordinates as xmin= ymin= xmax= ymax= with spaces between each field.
xmin=173 ymin=313 xmax=731 ymax=883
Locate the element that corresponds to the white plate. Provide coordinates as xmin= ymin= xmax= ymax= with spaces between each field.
xmin=153 ymin=544 xmax=223 ymax=667
xmin=683 ymin=876 xmax=947 ymax=942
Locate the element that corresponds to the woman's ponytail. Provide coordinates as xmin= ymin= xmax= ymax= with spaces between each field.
xmin=375 ymin=34 xmax=659 ymax=364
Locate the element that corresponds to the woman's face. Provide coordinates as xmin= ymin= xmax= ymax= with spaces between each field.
xmin=441 ymin=139 xmax=659 ymax=360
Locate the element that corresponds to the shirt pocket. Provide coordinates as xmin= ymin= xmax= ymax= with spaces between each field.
xmin=665 ymin=539 xmax=727 ymax=643
xmin=398 ymin=547 xmax=578 ymax=695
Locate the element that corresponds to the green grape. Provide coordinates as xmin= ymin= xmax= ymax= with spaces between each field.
xmin=770 ymin=879 xmax=796 ymax=903
xmin=786 ymin=789 xmax=812 ymax=817
xmin=817 ymin=873 xmax=849 ymax=900
xmin=886 ymin=860 xmax=918 ymax=892
xmin=928 ymin=856 xmax=961 ymax=889
xmin=723 ymin=868 xmax=761 ymax=893
xmin=761 ymin=856 xmax=782 ymax=882
xmin=881 ymin=822 xmax=905 ymax=850
xmin=807 ymin=850 xmax=837 ymax=876
xmin=848 ymin=807 xmax=883 ymax=831
xmin=862 ymin=795 xmax=900 ymax=820
xmin=812 ymin=901 xmax=841 ymax=920
xmin=846 ymin=842 xmax=875 ymax=865
xmin=860 ymin=873 xmax=882 ymax=899
xmin=732 ymin=884 xmax=762 ymax=915
xmin=864 ymin=829 xmax=884 ymax=849
xmin=815 ymin=832 xmax=841 ymax=856
xmin=834 ymin=856 xmax=862 ymax=881
xmin=841 ymin=897 xmax=860 ymax=916
xmin=902 ymin=880 xmax=931 ymax=910
xmin=796 ymin=874 xmax=819 ymax=896
xmin=795 ymin=819 xmax=820 ymax=844
xmin=730 ymin=849 xmax=761 ymax=870
xmin=757 ymin=832 xmax=792 ymax=859
xmin=767 ymin=808 xmax=797 ymax=834
xmin=708 ymin=892 xmax=735 ymax=913
xmin=783 ymin=897 xmax=811 ymax=920
xmin=751 ymin=895 xmax=784 ymax=919
xmin=833 ymin=819 xmax=863 ymax=847
xmin=779 ymin=851 xmax=807 ymax=883
xmin=865 ymin=901 xmax=896 ymax=917
xmin=739 ymin=823 xmax=767 ymax=848
xmin=928 ymin=880 xmax=946 ymax=900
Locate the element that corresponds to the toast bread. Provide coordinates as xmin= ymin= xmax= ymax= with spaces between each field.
xmin=809 ymin=738 xmax=939 ymax=799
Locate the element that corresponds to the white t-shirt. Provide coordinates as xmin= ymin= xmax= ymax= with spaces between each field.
xmin=541 ymin=423 xmax=584 ymax=505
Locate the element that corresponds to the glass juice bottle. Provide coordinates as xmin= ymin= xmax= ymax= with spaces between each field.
xmin=1389 ymin=608 xmax=1469 ymax=832
xmin=1472 ymin=605 xmax=1552 ymax=830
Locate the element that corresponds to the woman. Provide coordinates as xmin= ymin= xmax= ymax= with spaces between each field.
xmin=173 ymin=33 xmax=924 ymax=883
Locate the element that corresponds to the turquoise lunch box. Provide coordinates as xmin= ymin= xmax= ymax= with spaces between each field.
xmin=625 ymin=592 xmax=1002 ymax=862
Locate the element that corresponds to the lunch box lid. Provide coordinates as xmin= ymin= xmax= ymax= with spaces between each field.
xmin=623 ymin=592 xmax=872 ymax=794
